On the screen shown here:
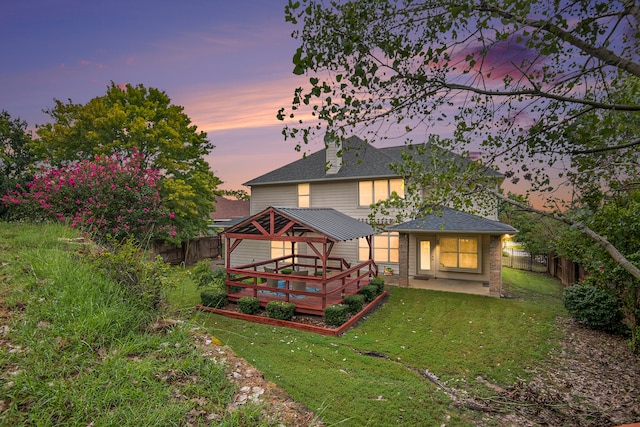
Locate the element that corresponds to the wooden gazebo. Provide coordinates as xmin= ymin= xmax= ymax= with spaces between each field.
xmin=223 ymin=206 xmax=378 ymax=316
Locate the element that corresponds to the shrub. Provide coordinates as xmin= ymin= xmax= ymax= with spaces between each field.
xmin=369 ymin=276 xmax=385 ymax=294
xmin=280 ymin=268 xmax=292 ymax=274
xmin=358 ymin=284 xmax=379 ymax=303
xmin=192 ymin=261 xmax=225 ymax=289
xmin=200 ymin=289 xmax=227 ymax=308
xmin=324 ymin=304 xmax=351 ymax=326
xmin=2 ymin=149 xmax=176 ymax=244
xmin=564 ymin=284 xmax=626 ymax=334
xmin=342 ymin=294 xmax=365 ymax=314
xmin=265 ymin=300 xmax=295 ymax=320
xmin=88 ymin=238 xmax=171 ymax=311
xmin=237 ymin=297 xmax=261 ymax=315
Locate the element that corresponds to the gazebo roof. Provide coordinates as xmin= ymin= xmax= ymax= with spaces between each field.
xmin=224 ymin=206 xmax=375 ymax=242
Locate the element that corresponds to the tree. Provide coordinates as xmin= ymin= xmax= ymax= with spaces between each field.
xmin=32 ymin=83 xmax=220 ymax=241
xmin=0 ymin=110 xmax=33 ymax=217
xmin=280 ymin=0 xmax=640 ymax=280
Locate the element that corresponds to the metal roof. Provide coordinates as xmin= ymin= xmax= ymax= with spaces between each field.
xmin=225 ymin=207 xmax=376 ymax=242
xmin=386 ymin=206 xmax=518 ymax=235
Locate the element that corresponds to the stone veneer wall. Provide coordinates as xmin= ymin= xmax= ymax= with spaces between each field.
xmin=398 ymin=233 xmax=410 ymax=287
xmin=489 ymin=235 xmax=502 ymax=297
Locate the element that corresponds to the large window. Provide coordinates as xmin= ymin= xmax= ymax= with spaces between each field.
xmin=270 ymin=241 xmax=292 ymax=260
xmin=298 ymin=183 xmax=310 ymax=207
xmin=358 ymin=179 xmax=404 ymax=207
xmin=439 ymin=237 xmax=480 ymax=271
xmin=359 ymin=232 xmax=399 ymax=263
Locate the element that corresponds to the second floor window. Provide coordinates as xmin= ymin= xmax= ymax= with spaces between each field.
xmin=298 ymin=183 xmax=310 ymax=207
xmin=358 ymin=179 xmax=404 ymax=207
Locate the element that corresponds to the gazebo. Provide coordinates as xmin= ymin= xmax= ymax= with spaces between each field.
xmin=223 ymin=206 xmax=378 ymax=315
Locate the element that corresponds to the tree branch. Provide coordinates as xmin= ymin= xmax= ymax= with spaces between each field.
xmin=490 ymin=190 xmax=640 ymax=281
xmin=571 ymin=137 xmax=640 ymax=155
xmin=479 ymin=2 xmax=640 ymax=78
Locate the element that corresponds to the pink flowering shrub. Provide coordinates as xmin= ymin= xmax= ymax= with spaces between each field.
xmin=2 ymin=150 xmax=177 ymax=244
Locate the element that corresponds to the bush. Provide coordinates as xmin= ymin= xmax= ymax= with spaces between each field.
xmin=192 ymin=261 xmax=225 ymax=289
xmin=358 ymin=284 xmax=379 ymax=303
xmin=200 ymin=289 xmax=227 ymax=308
xmin=342 ymin=294 xmax=365 ymax=314
xmin=324 ymin=304 xmax=351 ymax=326
xmin=265 ymin=300 xmax=296 ymax=320
xmin=369 ymin=276 xmax=385 ymax=294
xmin=2 ymin=149 xmax=176 ymax=244
xmin=88 ymin=238 xmax=171 ymax=311
xmin=564 ymin=284 xmax=626 ymax=334
xmin=237 ymin=297 xmax=261 ymax=315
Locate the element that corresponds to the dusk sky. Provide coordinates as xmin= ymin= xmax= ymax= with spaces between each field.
xmin=1 ymin=0 xmax=319 ymax=192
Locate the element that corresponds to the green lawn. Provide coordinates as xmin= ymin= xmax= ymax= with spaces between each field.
xmin=174 ymin=266 xmax=566 ymax=426
xmin=0 ymin=223 xmax=567 ymax=426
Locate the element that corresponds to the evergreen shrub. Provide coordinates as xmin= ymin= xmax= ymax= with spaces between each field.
xmin=324 ymin=304 xmax=351 ymax=326
xmin=343 ymin=294 xmax=365 ymax=314
xmin=237 ymin=297 xmax=261 ymax=315
xmin=266 ymin=300 xmax=295 ymax=320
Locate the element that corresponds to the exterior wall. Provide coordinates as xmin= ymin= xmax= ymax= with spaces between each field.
xmin=250 ymin=184 xmax=298 ymax=214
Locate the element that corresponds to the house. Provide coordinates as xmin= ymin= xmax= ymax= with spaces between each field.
xmin=210 ymin=195 xmax=250 ymax=229
xmin=229 ymin=135 xmax=516 ymax=297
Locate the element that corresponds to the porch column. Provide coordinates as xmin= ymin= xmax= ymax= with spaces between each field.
xmin=399 ymin=233 xmax=409 ymax=287
xmin=489 ymin=235 xmax=502 ymax=297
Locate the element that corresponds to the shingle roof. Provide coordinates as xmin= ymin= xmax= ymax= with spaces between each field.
xmin=225 ymin=206 xmax=376 ymax=242
xmin=386 ymin=206 xmax=518 ymax=235
xmin=243 ymin=136 xmax=502 ymax=186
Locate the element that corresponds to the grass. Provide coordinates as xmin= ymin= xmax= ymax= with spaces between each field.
xmin=174 ymin=266 xmax=567 ymax=426
xmin=1 ymin=223 xmax=568 ymax=426
xmin=0 ymin=223 xmax=282 ymax=426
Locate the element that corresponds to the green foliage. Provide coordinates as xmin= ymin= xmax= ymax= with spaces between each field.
xmin=324 ymin=304 xmax=351 ymax=326
xmin=237 ymin=297 xmax=261 ymax=315
xmin=32 ymin=82 xmax=221 ymax=241
xmin=499 ymin=195 xmax=561 ymax=255
xmin=369 ymin=276 xmax=385 ymax=294
xmin=88 ymin=238 xmax=172 ymax=311
xmin=342 ymin=293 xmax=365 ymax=314
xmin=2 ymin=150 xmax=176 ymax=244
xmin=564 ymin=284 xmax=626 ymax=334
xmin=200 ymin=288 xmax=227 ymax=308
xmin=0 ymin=110 xmax=33 ymax=218
xmin=0 ymin=223 xmax=286 ymax=426
xmin=265 ymin=300 xmax=296 ymax=321
xmin=555 ymin=191 xmax=640 ymax=352
xmin=192 ymin=260 xmax=225 ymax=289
xmin=358 ymin=284 xmax=379 ymax=303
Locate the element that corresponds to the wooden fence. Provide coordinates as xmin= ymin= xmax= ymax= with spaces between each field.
xmin=546 ymin=254 xmax=586 ymax=287
xmin=151 ymin=235 xmax=222 ymax=265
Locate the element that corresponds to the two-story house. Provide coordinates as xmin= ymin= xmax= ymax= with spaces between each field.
xmin=228 ymin=135 xmax=516 ymax=297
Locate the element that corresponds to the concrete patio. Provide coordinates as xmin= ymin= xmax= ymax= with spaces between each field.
xmin=383 ymin=274 xmax=490 ymax=296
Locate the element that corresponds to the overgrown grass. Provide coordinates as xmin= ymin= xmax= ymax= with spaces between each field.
xmin=0 ymin=223 xmax=281 ymax=426
xmin=175 ymin=267 xmax=567 ymax=426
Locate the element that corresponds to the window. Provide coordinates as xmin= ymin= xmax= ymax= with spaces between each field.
xmin=270 ymin=241 xmax=292 ymax=259
xmin=358 ymin=179 xmax=404 ymax=206
xmin=359 ymin=232 xmax=399 ymax=263
xmin=439 ymin=237 xmax=480 ymax=271
xmin=298 ymin=183 xmax=310 ymax=207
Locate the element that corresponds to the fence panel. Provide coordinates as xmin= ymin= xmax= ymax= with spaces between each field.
xmin=502 ymin=248 xmax=548 ymax=273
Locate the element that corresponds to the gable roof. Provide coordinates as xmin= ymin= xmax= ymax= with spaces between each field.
xmin=225 ymin=206 xmax=375 ymax=242
xmin=244 ymin=135 xmax=502 ymax=186
xmin=386 ymin=206 xmax=518 ymax=235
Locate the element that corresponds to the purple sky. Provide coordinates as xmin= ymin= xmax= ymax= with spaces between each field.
xmin=1 ymin=0 xmax=321 ymax=192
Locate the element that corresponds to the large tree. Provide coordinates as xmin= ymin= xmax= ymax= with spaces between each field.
xmin=280 ymin=0 xmax=640 ymax=279
xmin=33 ymin=83 xmax=220 ymax=241
xmin=0 ymin=110 xmax=33 ymax=217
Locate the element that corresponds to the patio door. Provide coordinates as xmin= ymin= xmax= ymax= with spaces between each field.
xmin=417 ymin=238 xmax=434 ymax=276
